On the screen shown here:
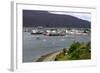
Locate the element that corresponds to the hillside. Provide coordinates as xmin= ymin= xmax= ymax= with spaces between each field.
xmin=23 ymin=10 xmax=91 ymax=28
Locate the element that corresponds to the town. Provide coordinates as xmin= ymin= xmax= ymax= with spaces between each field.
xmin=23 ymin=26 xmax=90 ymax=36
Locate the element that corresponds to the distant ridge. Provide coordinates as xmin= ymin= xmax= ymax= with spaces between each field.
xmin=23 ymin=10 xmax=91 ymax=28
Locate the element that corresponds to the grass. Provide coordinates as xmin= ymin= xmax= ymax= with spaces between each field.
xmin=55 ymin=41 xmax=91 ymax=61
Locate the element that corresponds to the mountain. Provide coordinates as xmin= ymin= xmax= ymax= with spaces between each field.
xmin=23 ymin=10 xmax=91 ymax=28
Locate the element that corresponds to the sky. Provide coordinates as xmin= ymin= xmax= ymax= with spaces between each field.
xmin=48 ymin=11 xmax=91 ymax=21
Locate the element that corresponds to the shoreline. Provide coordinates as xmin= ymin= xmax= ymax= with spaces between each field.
xmin=36 ymin=49 xmax=63 ymax=62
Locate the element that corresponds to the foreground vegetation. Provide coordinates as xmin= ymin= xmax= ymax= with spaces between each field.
xmin=55 ymin=41 xmax=91 ymax=61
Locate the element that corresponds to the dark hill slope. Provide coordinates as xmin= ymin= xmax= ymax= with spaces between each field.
xmin=23 ymin=10 xmax=91 ymax=28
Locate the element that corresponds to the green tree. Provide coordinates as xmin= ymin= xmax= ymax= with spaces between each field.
xmin=68 ymin=42 xmax=80 ymax=54
xmin=54 ymin=41 xmax=91 ymax=61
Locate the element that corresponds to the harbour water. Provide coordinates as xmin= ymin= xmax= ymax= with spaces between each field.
xmin=23 ymin=32 xmax=90 ymax=62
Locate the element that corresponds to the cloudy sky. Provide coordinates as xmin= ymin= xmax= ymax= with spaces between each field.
xmin=48 ymin=11 xmax=91 ymax=21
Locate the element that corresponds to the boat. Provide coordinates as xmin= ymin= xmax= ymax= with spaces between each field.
xmin=43 ymin=32 xmax=66 ymax=36
xmin=31 ymin=30 xmax=43 ymax=35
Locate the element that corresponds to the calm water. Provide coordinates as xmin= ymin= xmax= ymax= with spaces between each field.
xmin=23 ymin=32 xmax=90 ymax=62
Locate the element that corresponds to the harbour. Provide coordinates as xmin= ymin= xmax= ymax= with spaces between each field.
xmin=23 ymin=29 xmax=90 ymax=62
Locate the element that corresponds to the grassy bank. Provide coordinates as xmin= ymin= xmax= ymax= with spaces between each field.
xmin=55 ymin=41 xmax=91 ymax=61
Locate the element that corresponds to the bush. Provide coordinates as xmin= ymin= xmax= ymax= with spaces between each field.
xmin=68 ymin=42 xmax=80 ymax=54
xmin=55 ymin=41 xmax=91 ymax=61
xmin=68 ymin=41 xmax=91 ymax=60
xmin=63 ymin=48 xmax=67 ymax=55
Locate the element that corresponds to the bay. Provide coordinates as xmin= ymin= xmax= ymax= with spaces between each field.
xmin=23 ymin=32 xmax=90 ymax=62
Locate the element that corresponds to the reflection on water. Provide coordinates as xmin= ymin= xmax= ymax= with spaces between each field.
xmin=23 ymin=32 xmax=90 ymax=62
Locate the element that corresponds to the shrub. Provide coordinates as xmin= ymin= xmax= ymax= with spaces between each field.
xmin=55 ymin=41 xmax=91 ymax=61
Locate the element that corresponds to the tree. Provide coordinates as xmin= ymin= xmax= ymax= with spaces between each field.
xmin=68 ymin=42 xmax=80 ymax=54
